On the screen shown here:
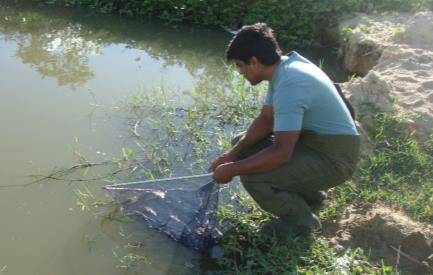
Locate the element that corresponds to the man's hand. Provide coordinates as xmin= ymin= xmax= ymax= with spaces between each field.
xmin=208 ymin=151 xmax=237 ymax=172
xmin=212 ymin=162 xmax=236 ymax=184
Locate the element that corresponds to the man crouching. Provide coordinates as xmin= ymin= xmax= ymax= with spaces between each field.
xmin=209 ymin=23 xmax=360 ymax=238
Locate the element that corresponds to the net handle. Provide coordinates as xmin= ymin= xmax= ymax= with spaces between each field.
xmin=103 ymin=173 xmax=213 ymax=189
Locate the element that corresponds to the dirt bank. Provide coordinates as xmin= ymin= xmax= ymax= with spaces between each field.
xmin=340 ymin=11 xmax=433 ymax=140
xmin=323 ymin=203 xmax=433 ymax=274
xmin=322 ymin=11 xmax=433 ymax=274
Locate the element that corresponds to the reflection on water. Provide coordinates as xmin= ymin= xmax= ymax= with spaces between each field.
xmin=0 ymin=1 xmax=230 ymax=89
xmin=1 ymin=8 xmax=97 ymax=87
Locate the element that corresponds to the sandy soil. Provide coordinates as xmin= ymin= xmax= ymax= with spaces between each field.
xmin=340 ymin=11 xmax=433 ymax=140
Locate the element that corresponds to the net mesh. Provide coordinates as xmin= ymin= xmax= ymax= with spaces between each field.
xmin=104 ymin=174 xmax=235 ymax=252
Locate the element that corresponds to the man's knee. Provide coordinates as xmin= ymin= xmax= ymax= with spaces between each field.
xmin=240 ymin=178 xmax=279 ymax=214
xmin=240 ymin=176 xmax=311 ymax=217
xmin=240 ymin=175 xmax=254 ymax=193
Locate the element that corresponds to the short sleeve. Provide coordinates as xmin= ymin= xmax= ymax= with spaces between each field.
xmin=264 ymin=82 xmax=273 ymax=106
xmin=273 ymin=81 xmax=311 ymax=132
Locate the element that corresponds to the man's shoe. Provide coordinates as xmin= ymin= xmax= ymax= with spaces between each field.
xmin=261 ymin=213 xmax=321 ymax=239
xmin=298 ymin=191 xmax=327 ymax=206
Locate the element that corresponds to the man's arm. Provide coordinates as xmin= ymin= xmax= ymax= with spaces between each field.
xmin=212 ymin=131 xmax=300 ymax=183
xmin=208 ymin=105 xmax=273 ymax=172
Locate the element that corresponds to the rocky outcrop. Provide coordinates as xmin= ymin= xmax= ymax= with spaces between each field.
xmin=341 ymin=32 xmax=383 ymax=76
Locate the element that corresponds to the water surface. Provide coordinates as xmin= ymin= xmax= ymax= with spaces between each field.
xmin=0 ymin=2 xmax=346 ymax=274
xmin=0 ymin=2 xmax=229 ymax=274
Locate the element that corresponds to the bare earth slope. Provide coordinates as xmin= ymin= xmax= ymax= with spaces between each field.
xmin=341 ymin=11 xmax=433 ymax=139
xmin=326 ymin=11 xmax=433 ymax=275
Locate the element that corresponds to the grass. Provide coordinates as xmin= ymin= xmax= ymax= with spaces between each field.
xmin=212 ymin=110 xmax=433 ymax=274
xmin=322 ymin=113 xmax=433 ymax=223
xmin=43 ymin=64 xmax=433 ymax=273
xmin=211 ymin=188 xmax=394 ymax=274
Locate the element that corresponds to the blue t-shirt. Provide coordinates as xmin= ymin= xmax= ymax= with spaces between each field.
xmin=265 ymin=52 xmax=358 ymax=135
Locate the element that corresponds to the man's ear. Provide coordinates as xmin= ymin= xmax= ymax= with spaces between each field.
xmin=250 ymin=56 xmax=260 ymax=68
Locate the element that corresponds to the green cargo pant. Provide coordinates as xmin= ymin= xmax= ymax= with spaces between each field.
xmin=233 ymin=130 xmax=360 ymax=219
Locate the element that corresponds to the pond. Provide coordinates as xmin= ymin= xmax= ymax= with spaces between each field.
xmin=0 ymin=2 xmax=346 ymax=274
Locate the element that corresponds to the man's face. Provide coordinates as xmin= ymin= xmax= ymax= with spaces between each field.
xmin=234 ymin=58 xmax=262 ymax=85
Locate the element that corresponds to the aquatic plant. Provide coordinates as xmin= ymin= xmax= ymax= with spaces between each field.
xmin=37 ymin=65 xmax=433 ymax=273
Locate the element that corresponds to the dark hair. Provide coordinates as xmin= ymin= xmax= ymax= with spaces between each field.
xmin=226 ymin=23 xmax=282 ymax=65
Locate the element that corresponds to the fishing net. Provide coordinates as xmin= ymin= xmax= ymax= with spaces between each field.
xmin=104 ymin=174 xmax=238 ymax=252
